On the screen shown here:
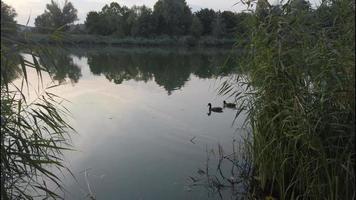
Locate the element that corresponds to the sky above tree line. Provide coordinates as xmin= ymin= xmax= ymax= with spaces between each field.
xmin=3 ymin=0 xmax=247 ymax=26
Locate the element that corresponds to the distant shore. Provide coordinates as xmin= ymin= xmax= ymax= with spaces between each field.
xmin=15 ymin=33 xmax=238 ymax=47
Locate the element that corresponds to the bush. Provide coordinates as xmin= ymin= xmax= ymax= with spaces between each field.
xmin=220 ymin=0 xmax=355 ymax=198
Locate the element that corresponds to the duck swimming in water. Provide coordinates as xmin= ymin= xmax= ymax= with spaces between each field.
xmin=208 ymin=103 xmax=223 ymax=113
xmin=223 ymin=101 xmax=236 ymax=108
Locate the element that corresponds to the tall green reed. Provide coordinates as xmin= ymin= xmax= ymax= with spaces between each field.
xmin=218 ymin=0 xmax=355 ymax=199
xmin=1 ymin=4 xmax=75 ymax=199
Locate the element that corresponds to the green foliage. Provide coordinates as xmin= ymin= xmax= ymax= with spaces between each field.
xmin=35 ymin=0 xmax=78 ymax=33
xmin=1 ymin=85 xmax=73 ymax=199
xmin=221 ymin=11 xmax=239 ymax=37
xmin=190 ymin=16 xmax=203 ymax=38
xmin=212 ymin=12 xmax=227 ymax=38
xmin=85 ymin=2 xmax=132 ymax=37
xmin=195 ymin=8 xmax=217 ymax=35
xmin=255 ymin=0 xmax=270 ymax=19
xmin=234 ymin=13 xmax=253 ymax=38
xmin=130 ymin=6 xmax=155 ymax=37
xmin=85 ymin=11 xmax=106 ymax=35
xmin=220 ymin=0 xmax=355 ymax=198
xmin=1 ymin=2 xmax=74 ymax=199
xmin=102 ymin=2 xmax=131 ymax=37
xmin=1 ymin=1 xmax=20 ymax=85
xmin=1 ymin=1 xmax=17 ymax=37
xmin=152 ymin=0 xmax=192 ymax=36
xmin=15 ymin=33 xmax=236 ymax=47
xmin=82 ymin=1 xmax=250 ymax=40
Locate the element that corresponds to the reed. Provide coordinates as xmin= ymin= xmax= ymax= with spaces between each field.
xmin=217 ymin=0 xmax=355 ymax=198
xmin=1 ymin=22 xmax=75 ymax=199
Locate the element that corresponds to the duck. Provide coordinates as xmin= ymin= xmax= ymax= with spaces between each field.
xmin=208 ymin=103 xmax=223 ymax=113
xmin=223 ymin=101 xmax=236 ymax=108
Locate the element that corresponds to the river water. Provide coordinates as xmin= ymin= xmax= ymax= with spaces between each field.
xmin=21 ymin=47 xmax=248 ymax=200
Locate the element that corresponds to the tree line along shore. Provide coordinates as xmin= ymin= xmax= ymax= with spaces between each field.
xmin=13 ymin=0 xmax=252 ymax=47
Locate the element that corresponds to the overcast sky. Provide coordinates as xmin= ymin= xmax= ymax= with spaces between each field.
xmin=3 ymin=0 xmax=251 ymax=26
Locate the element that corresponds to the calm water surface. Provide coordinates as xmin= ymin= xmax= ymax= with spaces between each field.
xmin=23 ymin=47 xmax=248 ymax=200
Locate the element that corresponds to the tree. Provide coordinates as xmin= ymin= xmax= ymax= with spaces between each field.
xmin=85 ymin=2 xmax=133 ymax=37
xmin=221 ymin=11 xmax=239 ymax=37
xmin=35 ymin=0 xmax=78 ymax=33
xmin=195 ymin=8 xmax=217 ymax=35
xmin=1 ymin=1 xmax=17 ymax=36
xmin=212 ymin=12 xmax=226 ymax=38
xmin=153 ymin=0 xmax=192 ymax=36
xmin=100 ymin=2 xmax=131 ymax=37
xmin=131 ymin=6 xmax=155 ymax=37
xmin=85 ymin=11 xmax=105 ymax=35
xmin=190 ymin=16 xmax=203 ymax=38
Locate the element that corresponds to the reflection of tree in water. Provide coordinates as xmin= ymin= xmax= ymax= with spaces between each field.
xmin=38 ymin=49 xmax=81 ymax=84
xmin=88 ymin=53 xmax=151 ymax=84
xmin=1 ymin=47 xmax=236 ymax=93
xmin=1 ymin=47 xmax=22 ymax=85
xmin=192 ymin=53 xmax=229 ymax=79
xmin=148 ymin=53 xmax=192 ymax=95
xmin=1 ymin=48 xmax=82 ymax=85
xmin=86 ymin=50 xmax=236 ymax=95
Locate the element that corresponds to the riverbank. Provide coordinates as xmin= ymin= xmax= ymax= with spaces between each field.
xmin=15 ymin=33 xmax=238 ymax=47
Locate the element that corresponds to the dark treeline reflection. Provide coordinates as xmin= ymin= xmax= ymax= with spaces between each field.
xmin=1 ymin=47 xmax=22 ymax=85
xmin=37 ymin=48 xmax=82 ymax=84
xmin=83 ymin=48 xmax=238 ymax=95
xmin=30 ymin=47 xmax=239 ymax=94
